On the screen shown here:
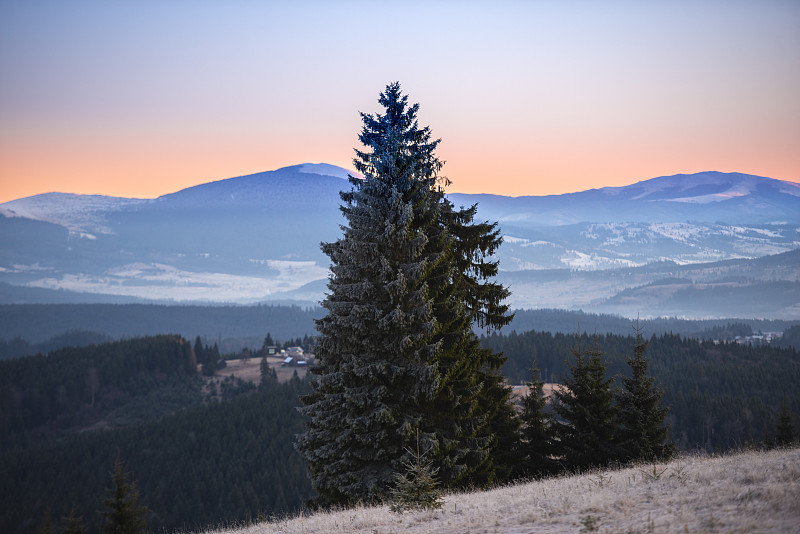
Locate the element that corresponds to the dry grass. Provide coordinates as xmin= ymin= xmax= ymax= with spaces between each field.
xmin=216 ymin=357 xmax=308 ymax=384
xmin=202 ymin=358 xmax=308 ymax=396
xmin=203 ymin=447 xmax=800 ymax=534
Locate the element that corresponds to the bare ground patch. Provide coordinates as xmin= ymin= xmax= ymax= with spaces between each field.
xmin=202 ymin=357 xmax=308 ymax=396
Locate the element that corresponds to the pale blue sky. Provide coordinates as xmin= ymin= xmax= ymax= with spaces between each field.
xmin=1 ymin=0 xmax=798 ymax=201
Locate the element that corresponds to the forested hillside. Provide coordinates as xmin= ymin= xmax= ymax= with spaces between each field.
xmin=0 ymin=335 xmax=313 ymax=534
xmin=2 ymin=329 xmax=798 ymax=533
xmin=0 ymin=335 xmax=198 ymax=450
xmin=490 ymin=330 xmax=800 ymax=451
xmin=503 ymin=308 xmax=797 ymax=340
xmin=0 ymin=377 xmax=312 ymax=534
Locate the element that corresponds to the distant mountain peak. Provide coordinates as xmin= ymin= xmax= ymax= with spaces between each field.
xmin=297 ymin=163 xmax=356 ymax=180
xmin=595 ymin=171 xmax=800 ymax=204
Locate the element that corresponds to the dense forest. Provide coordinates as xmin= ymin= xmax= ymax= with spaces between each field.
xmin=491 ymin=329 xmax=800 ymax=451
xmin=0 ymin=335 xmax=198 ymax=450
xmin=2 ymin=327 xmax=798 ymax=533
xmin=0 ymin=335 xmax=313 ymax=533
xmin=0 ymin=377 xmax=313 ymax=533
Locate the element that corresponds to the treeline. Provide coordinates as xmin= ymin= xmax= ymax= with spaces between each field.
xmin=0 ymin=329 xmax=112 ymax=360
xmin=0 ymin=303 xmax=323 ymax=344
xmin=0 ymin=376 xmax=313 ymax=534
xmin=3 ymin=304 xmax=799 ymax=361
xmin=0 ymin=335 xmax=198 ymax=450
xmin=488 ymin=329 xmax=800 ymax=451
xmin=502 ymin=309 xmax=798 ymax=341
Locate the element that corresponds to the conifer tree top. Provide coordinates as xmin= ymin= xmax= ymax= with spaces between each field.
xmin=354 ymin=82 xmax=445 ymax=190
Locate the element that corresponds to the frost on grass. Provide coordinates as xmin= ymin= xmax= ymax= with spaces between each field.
xmin=204 ymin=447 xmax=800 ymax=534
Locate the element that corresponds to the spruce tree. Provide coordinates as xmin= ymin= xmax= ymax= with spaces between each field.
xmin=390 ymin=430 xmax=443 ymax=513
xmin=297 ymin=82 xmax=447 ymax=505
xmin=774 ymin=395 xmax=796 ymax=446
xmin=553 ymin=341 xmax=621 ymax=471
xmin=262 ymin=332 xmax=275 ymax=353
xmin=616 ymin=327 xmax=674 ymax=462
xmin=296 ymin=82 xmax=512 ymax=504
xmin=519 ymin=363 xmax=559 ymax=478
xmin=193 ymin=336 xmax=203 ymax=362
xmin=100 ymin=455 xmax=148 ymax=534
xmin=61 ymin=508 xmax=86 ymax=534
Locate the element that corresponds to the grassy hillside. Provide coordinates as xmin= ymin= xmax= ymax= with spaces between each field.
xmin=212 ymin=447 xmax=800 ymax=534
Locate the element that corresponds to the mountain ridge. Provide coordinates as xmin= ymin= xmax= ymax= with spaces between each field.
xmin=1 ymin=164 xmax=798 ymax=315
xmin=4 ymin=166 xmax=799 ymax=226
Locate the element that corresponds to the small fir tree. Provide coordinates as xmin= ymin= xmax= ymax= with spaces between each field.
xmin=616 ymin=325 xmax=675 ymax=462
xmin=553 ymin=340 xmax=621 ymax=471
xmin=61 ymin=508 xmax=86 ymax=534
xmin=390 ymin=430 xmax=443 ymax=513
xmin=774 ymin=396 xmax=796 ymax=446
xmin=101 ymin=455 xmax=148 ymax=534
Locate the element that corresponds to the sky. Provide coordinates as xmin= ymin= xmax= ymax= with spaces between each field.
xmin=1 ymin=0 xmax=798 ymax=204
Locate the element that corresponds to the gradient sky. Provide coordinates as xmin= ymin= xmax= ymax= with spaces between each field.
xmin=1 ymin=0 xmax=798 ymax=204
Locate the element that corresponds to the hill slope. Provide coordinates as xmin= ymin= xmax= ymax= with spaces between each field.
xmin=220 ymin=447 xmax=800 ymax=534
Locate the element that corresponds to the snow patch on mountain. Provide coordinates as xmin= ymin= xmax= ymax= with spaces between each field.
xmin=665 ymin=186 xmax=749 ymax=204
xmin=0 ymin=193 xmax=146 ymax=234
xmin=777 ymin=180 xmax=800 ymax=197
xmin=559 ymin=251 xmax=640 ymax=270
xmin=646 ymin=222 xmax=710 ymax=242
xmin=503 ymin=236 xmax=555 ymax=248
xmin=299 ymin=163 xmax=356 ymax=180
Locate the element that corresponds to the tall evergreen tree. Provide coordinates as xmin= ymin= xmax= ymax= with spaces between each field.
xmin=553 ymin=341 xmax=621 ymax=471
xmin=616 ymin=326 xmax=674 ymax=462
xmin=296 ymin=82 xmax=512 ymax=504
xmin=519 ymin=363 xmax=559 ymax=478
xmin=296 ymin=82 xmax=448 ymax=505
xmin=100 ymin=455 xmax=148 ymax=534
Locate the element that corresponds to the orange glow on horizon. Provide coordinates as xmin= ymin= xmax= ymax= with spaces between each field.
xmin=1 ymin=2 xmax=798 ymax=204
xmin=2 ymin=146 xmax=799 ymax=205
